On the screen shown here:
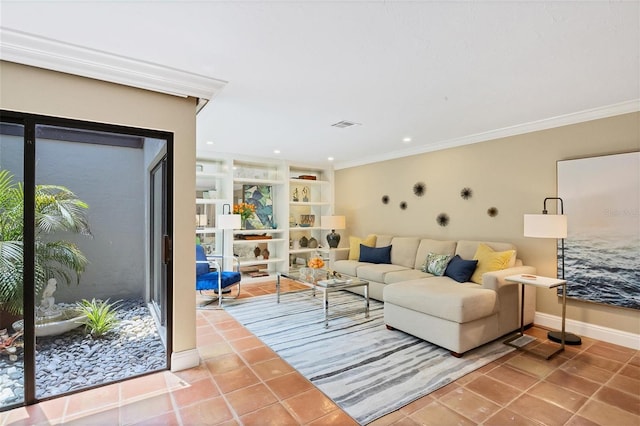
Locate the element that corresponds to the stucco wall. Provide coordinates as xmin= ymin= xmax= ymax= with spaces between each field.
xmin=0 ymin=61 xmax=197 ymax=356
xmin=335 ymin=112 xmax=640 ymax=335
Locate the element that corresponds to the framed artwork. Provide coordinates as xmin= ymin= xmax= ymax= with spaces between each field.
xmin=243 ymin=185 xmax=274 ymax=229
xmin=557 ymin=151 xmax=639 ymax=310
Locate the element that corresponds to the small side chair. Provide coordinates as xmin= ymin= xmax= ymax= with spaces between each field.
xmin=196 ymin=244 xmax=241 ymax=307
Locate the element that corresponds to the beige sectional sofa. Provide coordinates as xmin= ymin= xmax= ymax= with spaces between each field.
xmin=330 ymin=235 xmax=536 ymax=356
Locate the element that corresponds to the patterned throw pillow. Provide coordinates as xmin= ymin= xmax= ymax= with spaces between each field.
xmin=421 ymin=252 xmax=451 ymax=276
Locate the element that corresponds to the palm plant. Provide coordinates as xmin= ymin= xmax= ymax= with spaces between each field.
xmin=0 ymin=169 xmax=92 ymax=315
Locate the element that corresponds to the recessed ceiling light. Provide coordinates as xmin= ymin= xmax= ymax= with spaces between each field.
xmin=328 ymin=157 xmax=334 ymax=161
xmin=403 ymin=137 xmax=412 ymax=143
xmin=206 ymin=140 xmax=214 ymax=145
xmin=274 ymin=149 xmax=281 ymax=154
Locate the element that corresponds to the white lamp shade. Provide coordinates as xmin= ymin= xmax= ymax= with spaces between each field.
xmin=321 ymin=215 xmax=346 ymax=230
xmin=524 ymin=214 xmax=567 ymax=238
xmin=217 ymin=214 xmax=241 ymax=230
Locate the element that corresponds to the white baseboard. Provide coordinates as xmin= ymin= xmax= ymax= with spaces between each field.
xmin=170 ymin=348 xmax=200 ymax=372
xmin=534 ymin=312 xmax=640 ymax=350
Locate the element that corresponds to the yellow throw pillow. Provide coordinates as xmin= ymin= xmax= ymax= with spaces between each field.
xmin=470 ymin=243 xmax=516 ymax=284
xmin=349 ymin=234 xmax=377 ymax=260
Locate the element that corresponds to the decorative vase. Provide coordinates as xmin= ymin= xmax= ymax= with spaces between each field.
xmin=299 ymin=236 xmax=308 ymax=248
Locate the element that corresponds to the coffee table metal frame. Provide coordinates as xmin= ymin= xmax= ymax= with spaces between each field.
xmin=276 ymin=270 xmax=370 ymax=327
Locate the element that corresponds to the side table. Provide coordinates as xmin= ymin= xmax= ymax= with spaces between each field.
xmin=504 ymin=274 xmax=567 ymax=359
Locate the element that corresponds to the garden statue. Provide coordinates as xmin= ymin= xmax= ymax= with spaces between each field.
xmin=38 ymin=278 xmax=58 ymax=317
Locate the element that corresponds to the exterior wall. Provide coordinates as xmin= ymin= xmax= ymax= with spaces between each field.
xmin=335 ymin=112 xmax=640 ymax=335
xmin=0 ymin=61 xmax=197 ymax=357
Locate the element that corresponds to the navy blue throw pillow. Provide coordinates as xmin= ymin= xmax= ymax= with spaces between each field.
xmin=359 ymin=244 xmax=392 ymax=264
xmin=444 ymin=255 xmax=478 ymax=283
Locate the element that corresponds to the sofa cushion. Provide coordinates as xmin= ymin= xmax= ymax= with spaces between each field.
xmin=375 ymin=235 xmax=394 ymax=248
xmin=414 ymin=239 xmax=457 ymax=269
xmin=455 ymin=240 xmax=516 ymax=266
xmin=359 ymin=245 xmax=392 ymax=264
xmin=421 ymin=252 xmax=451 ymax=276
xmin=333 ymin=259 xmax=364 ymax=276
xmin=444 ymin=255 xmax=478 ymax=283
xmin=384 ymin=269 xmax=433 ymax=284
xmin=389 ymin=237 xmax=420 ymax=268
xmin=384 ymin=278 xmax=498 ymax=323
xmin=357 ymin=263 xmax=409 ymax=283
xmin=470 ymin=243 xmax=516 ymax=284
xmin=349 ymin=234 xmax=377 ymax=260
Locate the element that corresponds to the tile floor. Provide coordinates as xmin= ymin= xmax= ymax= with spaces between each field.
xmin=1 ymin=280 xmax=639 ymax=425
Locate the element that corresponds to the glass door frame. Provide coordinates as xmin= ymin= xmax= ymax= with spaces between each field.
xmin=0 ymin=110 xmax=174 ymax=407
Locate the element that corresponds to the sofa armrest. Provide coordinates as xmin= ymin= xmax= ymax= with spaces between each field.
xmin=481 ymin=266 xmax=537 ymax=291
xmin=328 ymin=249 xmax=349 ymax=269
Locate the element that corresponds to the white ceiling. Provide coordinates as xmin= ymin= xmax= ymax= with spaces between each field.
xmin=1 ymin=1 xmax=638 ymax=169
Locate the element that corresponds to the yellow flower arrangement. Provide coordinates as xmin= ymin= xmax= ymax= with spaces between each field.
xmin=233 ymin=202 xmax=256 ymax=221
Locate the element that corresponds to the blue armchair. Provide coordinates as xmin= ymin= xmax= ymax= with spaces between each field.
xmin=196 ymin=244 xmax=241 ymax=307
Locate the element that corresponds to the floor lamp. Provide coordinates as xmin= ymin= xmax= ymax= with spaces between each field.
xmin=524 ymin=197 xmax=582 ymax=345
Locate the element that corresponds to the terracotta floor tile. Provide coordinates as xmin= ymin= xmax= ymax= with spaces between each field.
xmin=204 ymin=352 xmax=247 ymax=375
xmin=239 ymin=345 xmax=279 ymax=365
xmin=573 ymin=352 xmax=624 ymax=373
xmin=586 ymin=342 xmax=635 ymax=363
xmin=65 ymin=382 xmax=119 ymax=416
xmin=265 ymin=371 xmax=314 ymax=400
xmin=173 ymin=363 xmax=211 ymax=384
xmin=213 ymin=365 xmax=261 ymax=393
xmin=465 ymin=375 xmax=521 ymax=406
xmin=620 ymin=363 xmax=640 ymax=380
xmin=505 ymin=355 xmax=557 ymax=379
xmin=239 ymin=402 xmax=299 ymax=425
xmin=439 ymin=386 xmax=501 ymax=423
xmin=179 ymin=396 xmax=234 ymax=425
xmin=197 ymin=340 xmax=235 ymax=360
xmin=483 ymin=408 xmax=540 ymax=426
xmin=308 ymin=408 xmax=360 ymax=425
xmin=562 ymin=359 xmax=616 ymax=384
xmin=63 ymin=406 xmax=120 ymax=425
xmin=545 ymin=368 xmax=601 ymax=397
xmin=225 ymin=383 xmax=278 ymax=416
xmin=528 ymin=381 xmax=587 ymax=413
xmin=3 ymin=403 xmax=64 ymax=426
xmin=120 ymin=372 xmax=168 ymax=401
xmin=578 ymin=399 xmax=640 ymax=426
xmin=228 ymin=335 xmax=265 ymax=352
xmin=283 ymin=388 xmax=339 ymax=424
xmin=368 ymin=408 xmax=405 ymax=426
xmin=130 ymin=410 xmax=180 ymax=425
xmin=506 ymin=393 xmax=573 ymax=425
xmin=606 ymin=373 xmax=640 ymax=395
xmin=409 ymin=399 xmax=476 ymax=426
xmin=563 ymin=414 xmax=601 ymax=426
xmin=119 ymin=393 xmax=173 ymax=424
xmin=399 ymin=394 xmax=436 ymax=415
xmin=171 ymin=377 xmax=219 ymax=407
xmin=251 ymin=357 xmax=295 ymax=381
xmin=196 ymin=329 xmax=225 ymax=346
xmin=220 ymin=325 xmax=254 ymax=341
xmin=593 ymin=385 xmax=640 ymax=415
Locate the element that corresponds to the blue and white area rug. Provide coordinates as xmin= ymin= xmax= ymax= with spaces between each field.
xmin=223 ymin=290 xmax=514 ymax=425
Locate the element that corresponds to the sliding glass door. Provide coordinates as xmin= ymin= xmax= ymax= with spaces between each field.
xmin=0 ymin=120 xmax=26 ymax=410
xmin=0 ymin=111 xmax=173 ymax=408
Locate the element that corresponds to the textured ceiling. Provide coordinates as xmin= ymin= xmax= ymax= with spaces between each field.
xmin=1 ymin=1 xmax=638 ymax=168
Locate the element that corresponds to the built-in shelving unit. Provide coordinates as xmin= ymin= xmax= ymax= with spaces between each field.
xmin=194 ymin=155 xmax=336 ymax=280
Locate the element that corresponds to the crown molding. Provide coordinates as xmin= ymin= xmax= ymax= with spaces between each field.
xmin=335 ymin=99 xmax=640 ymax=170
xmin=0 ymin=27 xmax=227 ymax=107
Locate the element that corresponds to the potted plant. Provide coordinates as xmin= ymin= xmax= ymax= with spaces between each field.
xmin=0 ymin=169 xmax=92 ymax=322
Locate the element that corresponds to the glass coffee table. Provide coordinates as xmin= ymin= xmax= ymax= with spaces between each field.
xmin=276 ymin=269 xmax=369 ymax=327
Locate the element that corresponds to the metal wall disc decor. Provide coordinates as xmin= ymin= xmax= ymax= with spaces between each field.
xmin=382 ymin=195 xmax=389 ymax=204
xmin=436 ymin=213 xmax=449 ymax=226
xmin=400 ymin=201 xmax=408 ymax=210
xmin=413 ymin=182 xmax=426 ymax=196
xmin=487 ymin=207 xmax=499 ymax=217
xmin=460 ymin=187 xmax=473 ymax=200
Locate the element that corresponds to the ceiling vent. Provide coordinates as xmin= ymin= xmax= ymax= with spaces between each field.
xmin=331 ymin=120 xmax=361 ymax=129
